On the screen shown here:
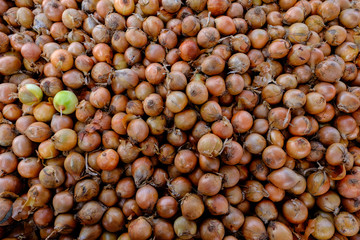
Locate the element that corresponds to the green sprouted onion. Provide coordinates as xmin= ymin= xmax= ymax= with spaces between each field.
xmin=53 ymin=90 xmax=78 ymax=115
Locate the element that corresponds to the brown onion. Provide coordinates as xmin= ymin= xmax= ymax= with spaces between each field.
xmin=241 ymin=216 xmax=267 ymax=240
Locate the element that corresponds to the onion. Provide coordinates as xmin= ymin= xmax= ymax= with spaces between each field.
xmin=0 ymin=152 xmax=17 ymax=176
xmin=0 ymin=0 xmax=359 ymax=235
xmin=21 ymin=42 xmax=41 ymax=62
xmin=2 ymin=103 xmax=22 ymax=121
xmin=268 ymin=107 xmax=291 ymax=130
xmin=152 ymin=218 xmax=174 ymax=240
xmin=205 ymin=194 xmax=229 ymax=215
xmin=143 ymin=93 xmax=163 ymax=117
xmin=220 ymin=206 xmax=244 ymax=233
xmin=182 ymin=15 xmax=200 ymax=37
xmin=215 ymin=16 xmax=236 ymax=36
xmin=228 ymin=53 xmax=250 ymax=74
xmin=52 ymin=214 xmax=75 ymax=235
xmin=232 ymin=110 xmax=253 ymax=133
xmin=77 ymin=201 xmax=106 ymax=225
xmin=145 ymin=44 xmax=165 ymax=63
xmin=317 ymin=0 xmax=340 ymax=22
xmin=308 ymin=215 xmax=335 ymax=240
xmin=52 ymin=128 xmax=77 ymax=151
xmin=167 ymin=176 xmax=191 ymax=198
xmin=53 ymin=190 xmax=74 ymax=215
xmin=114 ymin=0 xmax=134 ymax=15
xmin=207 ymin=0 xmax=230 ymax=16
xmin=267 ymin=221 xmax=293 ymax=240
xmin=135 ymin=184 xmax=158 ymax=212
xmin=268 ymin=167 xmax=301 ymax=190
xmin=255 ymin=200 xmax=278 ymax=224
xmin=131 ymin=157 xmax=153 ymax=187
xmin=96 ymin=149 xmax=120 ymax=171
xmin=249 ymin=159 xmax=269 ymax=181
xmin=53 ymin=90 xmax=78 ymax=115
xmin=337 ymin=174 xmax=360 ymax=198
xmin=201 ymin=55 xmax=225 ymax=76
xmin=102 ymin=207 xmax=125 ymax=233
xmin=128 ymin=217 xmax=152 ymax=240
xmin=337 ymin=91 xmax=360 ymax=113
xmin=50 ymin=49 xmax=74 ymax=71
xmin=116 ymin=177 xmax=136 ymax=199
xmin=17 ymin=157 xmax=42 ymax=179
xmin=334 ymin=212 xmax=359 ymax=237
xmin=200 ymin=219 xmax=225 ymax=240
xmin=78 ymin=224 xmax=102 ymax=240
xmin=241 ymin=216 xmax=267 ymax=240
xmin=197 ymin=133 xmax=223 ymax=158
xmin=24 ymin=122 xmax=52 ymax=143
xmin=245 ymin=6 xmax=266 ymax=28
xmin=43 ymin=1 xmax=65 ymax=22
xmin=316 ymin=190 xmax=341 ymax=214
xmin=165 ymin=91 xmax=188 ymax=113
xmin=11 ymin=134 xmax=33 ymax=158
xmin=127 ymin=118 xmax=149 ymax=143
xmin=26 ymin=184 xmax=51 ymax=208
xmin=340 ymin=9 xmax=360 ymax=28
xmin=179 ymin=38 xmax=200 ymax=61
xmin=0 ymin=198 xmax=14 ymax=226
xmin=284 ymin=7 xmax=305 ymax=24
xmin=101 ymin=168 xmax=122 ymax=185
xmin=39 ymin=165 xmax=65 ymax=189
xmin=200 ymin=101 xmax=222 ymax=122
xmin=335 ymin=42 xmax=359 ymax=62
xmin=34 ymin=206 xmax=54 ymax=228
xmin=267 ymin=39 xmax=291 ymax=59
xmin=307 ymin=170 xmax=330 ymax=196
xmin=99 ymin=187 xmax=118 ymax=207
xmin=196 ymin=27 xmax=220 ymax=49
xmin=244 ymin=180 xmax=267 ymax=203
xmin=0 ymin=56 xmax=21 ymax=75
xmin=198 ymin=173 xmax=222 ymax=196
xmin=0 ymin=83 xmax=17 ymax=104
xmin=156 ymin=196 xmax=178 ymax=219
xmin=174 ymin=216 xmax=197 ymax=239
xmin=181 ymin=193 xmax=204 ymax=220
xmin=282 ymin=198 xmax=308 ymax=224
xmin=325 ymin=26 xmax=347 ymax=46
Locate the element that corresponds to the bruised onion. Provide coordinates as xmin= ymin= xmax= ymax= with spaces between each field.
xmin=39 ymin=165 xmax=65 ymax=189
xmin=334 ymin=212 xmax=359 ymax=237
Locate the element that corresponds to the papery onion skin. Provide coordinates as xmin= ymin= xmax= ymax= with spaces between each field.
xmin=0 ymin=0 xmax=360 ymax=237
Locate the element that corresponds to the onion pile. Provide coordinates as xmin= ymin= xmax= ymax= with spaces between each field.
xmin=0 ymin=0 xmax=360 ymax=239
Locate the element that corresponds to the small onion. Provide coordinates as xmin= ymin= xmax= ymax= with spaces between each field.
xmin=53 ymin=90 xmax=78 ymax=115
